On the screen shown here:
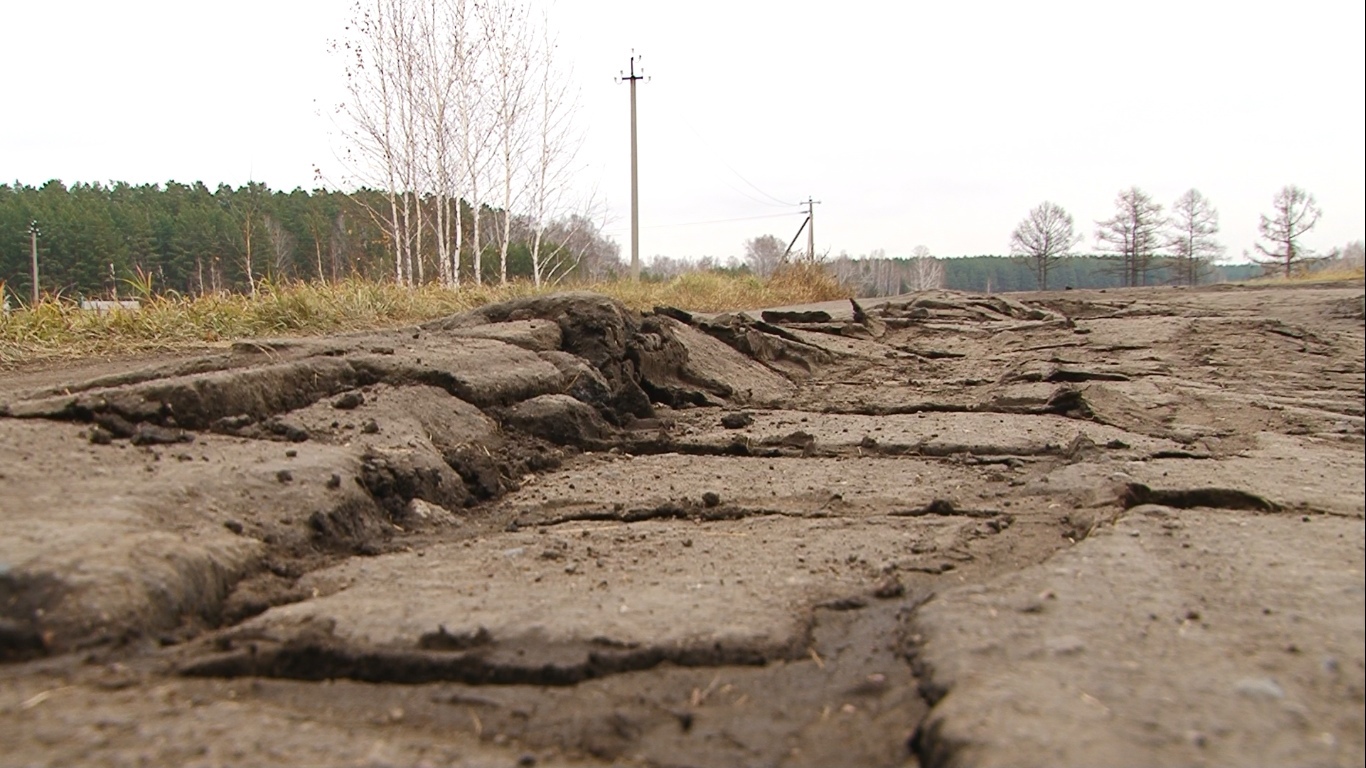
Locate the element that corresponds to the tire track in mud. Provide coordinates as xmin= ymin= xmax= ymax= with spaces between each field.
xmin=2 ymin=285 xmax=1363 ymax=767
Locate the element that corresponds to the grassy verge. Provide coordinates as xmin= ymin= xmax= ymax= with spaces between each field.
xmin=0 ymin=263 xmax=847 ymax=367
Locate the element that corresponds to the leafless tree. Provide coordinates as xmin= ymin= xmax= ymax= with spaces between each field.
xmin=906 ymin=245 xmax=945 ymax=292
xmin=302 ymin=206 xmax=330 ymax=282
xmin=1325 ymin=240 xmax=1365 ymax=271
xmin=336 ymin=0 xmax=585 ymax=288
xmin=481 ymin=0 xmax=534 ymax=285
xmin=645 ymin=254 xmax=687 ymax=280
xmin=1254 ymin=185 xmax=1322 ymax=278
xmin=526 ymin=197 xmax=606 ymax=286
xmin=828 ymin=249 xmax=938 ymax=297
xmin=455 ymin=9 xmax=495 ymax=285
xmin=1095 ymin=187 xmax=1166 ymax=287
xmin=1010 ymin=201 xmax=1081 ymax=290
xmin=336 ymin=0 xmax=479 ymax=287
xmin=1169 ymin=189 xmax=1223 ymax=286
xmin=336 ymin=0 xmax=423 ymax=286
xmin=263 ymin=213 xmax=297 ymax=282
xmin=828 ymin=252 xmax=875 ymax=297
xmin=330 ymin=210 xmax=350 ymax=280
xmin=239 ymin=211 xmax=259 ymax=296
xmin=870 ymin=251 xmax=898 ymax=297
xmin=744 ymin=234 xmax=786 ymax=277
xmin=526 ymin=11 xmax=586 ymax=287
xmin=537 ymin=212 xmax=621 ymax=282
xmin=224 ymin=183 xmax=267 ymax=297
xmin=413 ymin=0 xmax=466 ymax=286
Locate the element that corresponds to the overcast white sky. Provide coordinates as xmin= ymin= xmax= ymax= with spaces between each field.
xmin=6 ymin=0 xmax=1364 ymax=263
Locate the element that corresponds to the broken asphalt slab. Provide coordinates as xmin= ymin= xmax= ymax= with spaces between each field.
xmin=910 ymin=504 xmax=1365 ymax=768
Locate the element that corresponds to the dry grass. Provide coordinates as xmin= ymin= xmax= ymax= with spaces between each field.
xmin=600 ymin=261 xmax=847 ymax=313
xmin=1244 ymin=263 xmax=1366 ymax=285
xmin=0 ymin=265 xmax=848 ymax=368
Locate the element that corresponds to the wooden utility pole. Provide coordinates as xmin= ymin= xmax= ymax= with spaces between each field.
xmin=783 ymin=218 xmax=808 ymax=262
xmin=803 ymin=198 xmax=820 ymax=260
xmin=621 ymin=54 xmax=645 ymax=281
xmin=28 ymin=220 xmax=40 ymax=304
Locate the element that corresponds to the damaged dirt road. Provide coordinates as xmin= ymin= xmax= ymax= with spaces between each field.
xmin=0 ymin=284 xmax=1362 ymax=767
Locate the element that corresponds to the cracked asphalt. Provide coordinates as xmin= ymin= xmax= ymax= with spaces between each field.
xmin=1 ymin=284 xmax=1362 ymax=767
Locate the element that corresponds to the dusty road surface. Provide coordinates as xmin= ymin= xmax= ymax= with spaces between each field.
xmin=1 ymin=284 xmax=1362 ymax=768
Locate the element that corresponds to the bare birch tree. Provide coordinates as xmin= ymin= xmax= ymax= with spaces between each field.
xmin=396 ymin=6 xmax=424 ymax=286
xmin=828 ymin=250 xmax=940 ymax=297
xmin=529 ymin=194 xmax=607 ymax=286
xmin=1254 ymin=185 xmax=1321 ymax=278
xmin=238 ymin=205 xmax=259 ymax=296
xmin=416 ymin=0 xmax=464 ymax=286
xmin=263 ymin=213 xmax=296 ymax=281
xmin=223 ymin=182 xmax=267 ymax=297
xmin=907 ymin=245 xmax=945 ymax=291
xmin=479 ymin=0 xmax=533 ymax=285
xmin=455 ymin=14 xmax=494 ymax=285
xmin=526 ymin=11 xmax=586 ymax=287
xmin=1095 ymin=187 xmax=1165 ymax=287
xmin=336 ymin=0 xmax=584 ymax=288
xmin=337 ymin=0 xmax=420 ymax=286
xmin=303 ymin=206 xmax=330 ymax=282
xmin=330 ymin=210 xmax=349 ymax=279
xmin=558 ymin=212 xmax=622 ymax=281
xmin=872 ymin=252 xmax=897 ymax=296
xmin=1169 ymin=189 xmax=1223 ymax=285
xmin=1010 ymin=201 xmax=1081 ymax=290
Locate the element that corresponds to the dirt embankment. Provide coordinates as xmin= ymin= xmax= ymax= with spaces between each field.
xmin=1 ymin=284 xmax=1362 ymax=768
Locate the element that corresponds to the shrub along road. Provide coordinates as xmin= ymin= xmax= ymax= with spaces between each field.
xmin=0 ymin=284 xmax=1362 ymax=767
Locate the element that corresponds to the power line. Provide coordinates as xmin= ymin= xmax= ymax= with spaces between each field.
xmin=706 ymin=149 xmax=796 ymax=208
xmin=656 ymin=99 xmax=797 ymax=209
xmin=716 ymin=174 xmax=792 ymax=210
xmin=720 ymin=162 xmax=797 ymax=208
xmin=603 ymin=210 xmax=800 ymax=235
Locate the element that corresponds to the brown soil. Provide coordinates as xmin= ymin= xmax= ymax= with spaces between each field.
xmin=0 ymin=284 xmax=1362 ymax=767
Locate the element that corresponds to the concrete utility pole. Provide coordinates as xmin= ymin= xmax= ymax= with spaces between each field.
xmin=621 ymin=54 xmax=645 ymax=281
xmin=803 ymin=198 xmax=820 ymax=260
xmin=28 ymin=220 xmax=40 ymax=304
xmin=782 ymin=198 xmax=821 ymax=264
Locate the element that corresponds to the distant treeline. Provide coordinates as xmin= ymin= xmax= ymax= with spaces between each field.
xmin=3 ymin=180 xmax=1272 ymax=303
xmin=942 ymin=255 xmax=1260 ymax=293
xmin=0 ymin=180 xmax=621 ymax=300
